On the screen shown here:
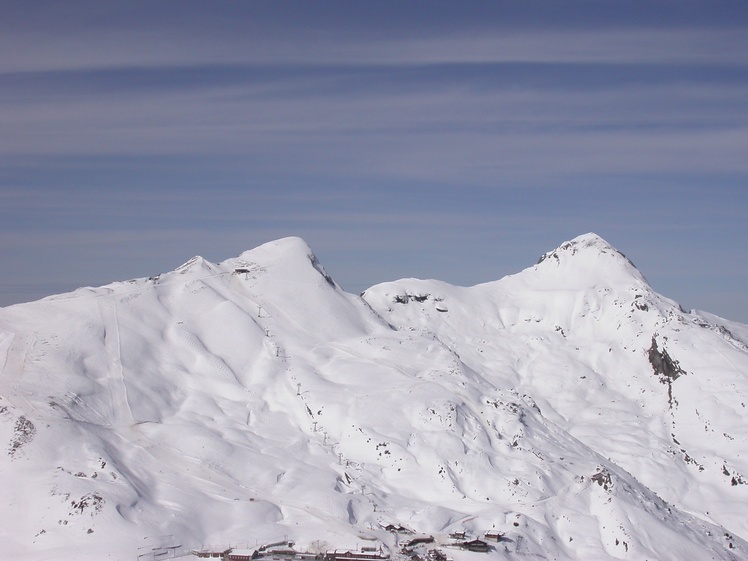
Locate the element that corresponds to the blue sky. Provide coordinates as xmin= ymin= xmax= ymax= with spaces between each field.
xmin=2 ymin=1 xmax=748 ymax=321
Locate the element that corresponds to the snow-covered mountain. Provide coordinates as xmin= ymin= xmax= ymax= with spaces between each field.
xmin=1 ymin=234 xmax=747 ymax=561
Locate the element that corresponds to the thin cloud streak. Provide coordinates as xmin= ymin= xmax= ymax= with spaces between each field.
xmin=3 ymin=71 xmax=748 ymax=186
xmin=3 ymin=23 xmax=748 ymax=72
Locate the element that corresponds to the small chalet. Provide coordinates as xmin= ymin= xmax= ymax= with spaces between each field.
xmin=227 ymin=550 xmax=256 ymax=561
xmin=460 ymin=540 xmax=489 ymax=553
xmin=382 ymin=523 xmax=413 ymax=534
xmin=192 ymin=548 xmax=232 ymax=558
xmin=404 ymin=536 xmax=434 ymax=548
xmin=324 ymin=549 xmax=389 ymax=561
xmin=426 ymin=550 xmax=447 ymax=561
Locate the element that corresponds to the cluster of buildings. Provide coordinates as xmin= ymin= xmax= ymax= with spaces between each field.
xmin=191 ymin=542 xmax=389 ymax=561
xmin=191 ymin=527 xmax=504 ymax=561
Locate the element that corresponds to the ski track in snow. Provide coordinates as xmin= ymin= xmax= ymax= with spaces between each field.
xmin=97 ymin=295 xmax=133 ymax=426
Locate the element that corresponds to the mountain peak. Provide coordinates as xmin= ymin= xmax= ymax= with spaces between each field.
xmin=234 ymin=236 xmax=337 ymax=288
xmin=238 ymin=236 xmax=314 ymax=263
xmin=533 ymin=232 xmax=645 ymax=286
xmin=172 ymin=237 xmax=320 ymax=282
xmin=538 ymin=233 xmax=627 ymax=263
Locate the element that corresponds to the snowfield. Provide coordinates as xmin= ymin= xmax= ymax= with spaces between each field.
xmin=1 ymin=234 xmax=747 ymax=560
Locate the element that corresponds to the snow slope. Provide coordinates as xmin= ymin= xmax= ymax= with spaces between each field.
xmin=1 ymin=234 xmax=747 ymax=560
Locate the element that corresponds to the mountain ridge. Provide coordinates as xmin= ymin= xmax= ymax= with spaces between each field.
xmin=1 ymin=233 xmax=747 ymax=561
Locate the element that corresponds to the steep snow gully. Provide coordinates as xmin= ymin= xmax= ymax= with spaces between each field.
xmin=1 ymin=234 xmax=748 ymax=561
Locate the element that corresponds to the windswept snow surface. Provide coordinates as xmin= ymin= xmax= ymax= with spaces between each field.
xmin=1 ymin=234 xmax=748 ymax=560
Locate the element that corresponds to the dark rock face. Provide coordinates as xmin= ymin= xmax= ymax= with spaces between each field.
xmin=648 ymin=337 xmax=687 ymax=408
xmin=648 ymin=337 xmax=685 ymax=382
xmin=9 ymin=415 xmax=36 ymax=457
xmin=591 ymin=468 xmax=613 ymax=491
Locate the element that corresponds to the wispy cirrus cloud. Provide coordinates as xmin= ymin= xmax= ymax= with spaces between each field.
xmin=2 ymin=4 xmax=748 ymax=72
xmin=1 ymin=1 xmax=747 ymax=320
xmin=3 ymin=63 xmax=748 ymax=183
